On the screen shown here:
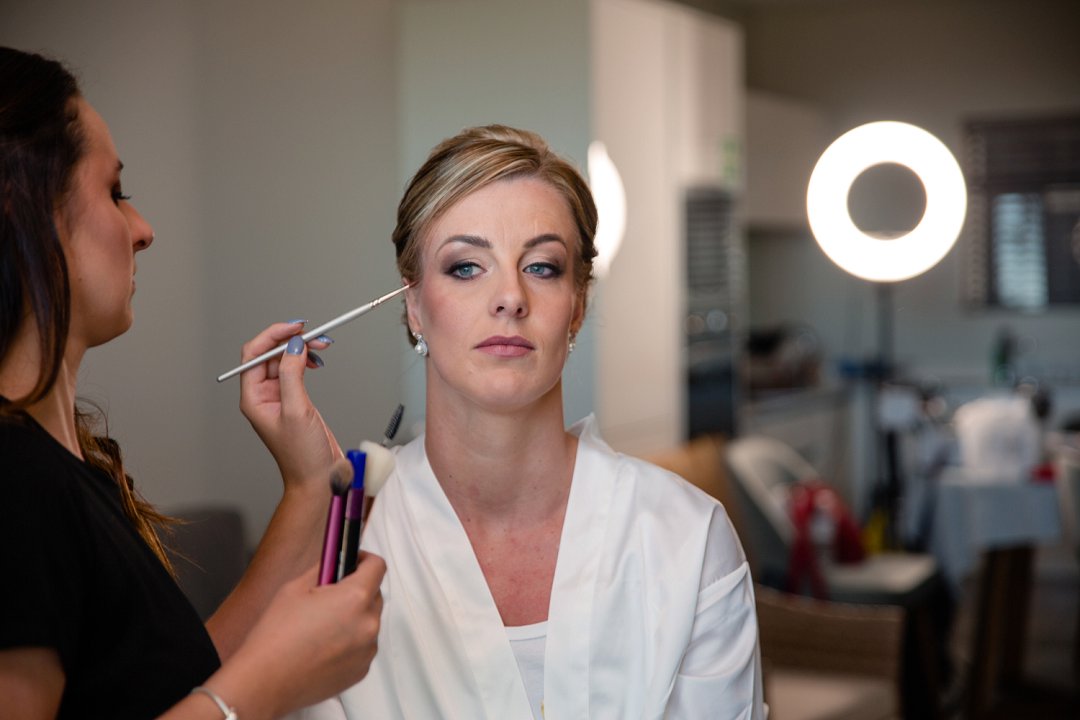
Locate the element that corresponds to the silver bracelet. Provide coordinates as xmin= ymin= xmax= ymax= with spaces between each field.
xmin=191 ymin=686 xmax=238 ymax=720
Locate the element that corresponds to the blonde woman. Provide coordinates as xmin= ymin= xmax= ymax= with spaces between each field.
xmin=300 ymin=126 xmax=763 ymax=719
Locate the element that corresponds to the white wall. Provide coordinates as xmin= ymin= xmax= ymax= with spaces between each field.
xmin=2 ymin=0 xmax=401 ymax=543
xmin=195 ymin=0 xmax=401 ymax=543
xmin=742 ymin=0 xmax=1080 ymax=387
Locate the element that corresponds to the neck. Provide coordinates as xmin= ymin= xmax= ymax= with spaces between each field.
xmin=424 ymin=384 xmax=576 ymax=526
xmin=0 ymin=316 xmax=84 ymax=459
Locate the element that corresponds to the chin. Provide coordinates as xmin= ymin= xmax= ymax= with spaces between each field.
xmin=469 ymin=377 xmax=564 ymax=414
xmin=91 ymin=317 xmax=134 ymax=347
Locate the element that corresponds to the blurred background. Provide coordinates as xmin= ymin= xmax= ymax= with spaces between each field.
xmin=3 ymin=0 xmax=1079 ymax=716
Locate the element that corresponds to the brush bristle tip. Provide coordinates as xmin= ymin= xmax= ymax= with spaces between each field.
xmin=358 ymin=439 xmax=395 ymax=497
xmin=329 ymin=457 xmax=354 ymax=495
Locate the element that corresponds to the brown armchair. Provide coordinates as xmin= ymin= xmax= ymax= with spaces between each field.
xmin=756 ymin=584 xmax=904 ymax=720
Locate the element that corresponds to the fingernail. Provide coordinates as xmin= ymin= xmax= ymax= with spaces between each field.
xmin=284 ymin=318 xmax=307 ymax=325
xmin=315 ymin=334 xmax=334 ymax=344
xmin=286 ymin=335 xmax=305 ymax=355
xmin=309 ymin=351 xmax=325 ymax=368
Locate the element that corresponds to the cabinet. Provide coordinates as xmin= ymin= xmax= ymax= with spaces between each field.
xmin=745 ymin=90 xmax=829 ymax=230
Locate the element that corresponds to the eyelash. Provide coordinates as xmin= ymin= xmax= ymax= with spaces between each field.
xmin=111 ymin=187 xmax=131 ymax=204
xmin=445 ymin=260 xmax=564 ymax=280
xmin=447 ymin=261 xmax=481 ymax=279
xmin=524 ymin=262 xmax=562 ymax=278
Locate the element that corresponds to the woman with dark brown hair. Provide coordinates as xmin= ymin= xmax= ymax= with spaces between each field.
xmin=0 ymin=47 xmax=384 ymax=719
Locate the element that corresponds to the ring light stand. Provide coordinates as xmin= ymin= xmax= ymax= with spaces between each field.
xmin=806 ymin=121 xmax=967 ymax=546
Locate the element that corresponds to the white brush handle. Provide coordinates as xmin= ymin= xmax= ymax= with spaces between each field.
xmin=216 ymin=284 xmax=411 ymax=382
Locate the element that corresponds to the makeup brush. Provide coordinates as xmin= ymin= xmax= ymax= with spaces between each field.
xmin=337 ymin=450 xmax=367 ymax=582
xmin=336 ymin=450 xmax=396 ymax=579
xmin=318 ymin=458 xmax=353 ymax=586
xmin=215 ymin=284 xmax=412 ymax=382
xmin=335 ymin=405 xmax=404 ymax=579
xmin=358 ymin=441 xmax=395 ymax=501
xmin=379 ymin=404 xmax=405 ymax=447
xmin=358 ymin=404 xmax=404 ymax=519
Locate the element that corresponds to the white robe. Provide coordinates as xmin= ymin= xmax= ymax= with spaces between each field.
xmin=298 ymin=416 xmax=764 ymax=719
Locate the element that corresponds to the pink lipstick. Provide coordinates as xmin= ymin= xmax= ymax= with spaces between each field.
xmin=476 ymin=335 xmax=534 ymax=358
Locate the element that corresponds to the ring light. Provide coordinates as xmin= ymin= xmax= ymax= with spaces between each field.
xmin=806 ymin=121 xmax=967 ymax=283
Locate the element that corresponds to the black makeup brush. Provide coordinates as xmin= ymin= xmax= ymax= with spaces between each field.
xmin=381 ymin=403 xmax=405 ymax=446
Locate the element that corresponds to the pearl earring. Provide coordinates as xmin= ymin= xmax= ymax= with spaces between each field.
xmin=568 ymin=334 xmax=576 ymax=355
xmin=413 ymin=332 xmax=429 ymax=357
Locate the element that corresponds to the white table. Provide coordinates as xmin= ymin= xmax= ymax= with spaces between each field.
xmin=931 ymin=466 xmax=1061 ymax=589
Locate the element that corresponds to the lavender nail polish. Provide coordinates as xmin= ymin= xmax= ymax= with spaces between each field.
xmin=315 ymin=334 xmax=334 ymax=344
xmin=286 ymin=335 xmax=305 ymax=355
xmin=309 ymin=351 xmax=325 ymax=368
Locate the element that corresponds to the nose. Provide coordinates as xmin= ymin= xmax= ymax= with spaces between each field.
xmin=491 ymin=271 xmax=528 ymax=319
xmin=126 ymin=203 xmax=155 ymax=252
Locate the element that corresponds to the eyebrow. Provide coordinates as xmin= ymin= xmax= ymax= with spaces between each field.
xmin=438 ymin=233 xmax=567 ymax=251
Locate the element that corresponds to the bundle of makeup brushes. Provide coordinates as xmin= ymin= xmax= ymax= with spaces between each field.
xmin=318 ymin=404 xmax=404 ymax=585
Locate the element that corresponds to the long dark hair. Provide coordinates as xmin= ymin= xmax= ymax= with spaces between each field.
xmin=0 ymin=47 xmax=173 ymax=571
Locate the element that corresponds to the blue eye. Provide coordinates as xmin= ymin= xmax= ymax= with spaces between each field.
xmin=524 ymin=262 xmax=561 ymax=278
xmin=448 ymin=261 xmax=481 ymax=279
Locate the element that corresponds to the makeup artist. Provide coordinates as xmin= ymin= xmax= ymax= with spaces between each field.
xmin=297 ymin=125 xmax=764 ymax=719
xmin=0 ymin=47 xmax=385 ymax=719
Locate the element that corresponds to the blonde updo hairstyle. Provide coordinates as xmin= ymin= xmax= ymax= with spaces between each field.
xmin=392 ymin=125 xmax=598 ymax=345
